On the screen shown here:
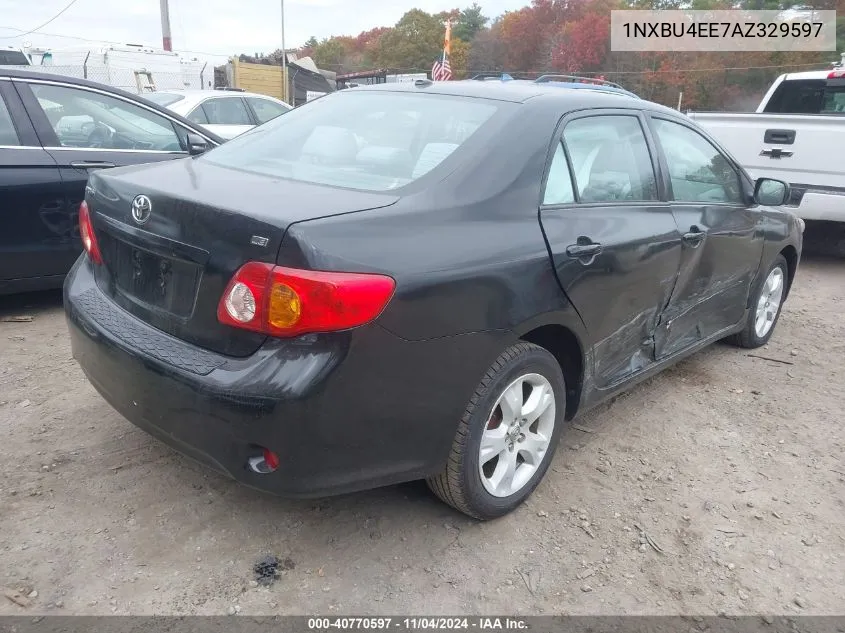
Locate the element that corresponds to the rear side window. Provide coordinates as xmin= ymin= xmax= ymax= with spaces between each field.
xmin=763 ymin=79 xmax=845 ymax=114
xmin=543 ymin=143 xmax=575 ymax=205
xmin=562 ymin=115 xmax=658 ymax=203
xmin=187 ymin=105 xmax=208 ymax=125
xmin=0 ymin=95 xmax=20 ymax=146
xmin=247 ymin=97 xmax=289 ymax=124
xmin=202 ymin=91 xmax=500 ymax=192
xmin=200 ymin=97 xmax=252 ymax=125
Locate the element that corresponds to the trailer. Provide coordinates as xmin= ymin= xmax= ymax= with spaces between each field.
xmin=10 ymin=44 xmax=210 ymax=94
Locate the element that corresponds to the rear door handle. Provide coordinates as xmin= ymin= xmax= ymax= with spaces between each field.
xmin=566 ymin=242 xmax=602 ymax=258
xmin=70 ymin=160 xmax=116 ymax=169
xmin=682 ymin=227 xmax=705 ymax=247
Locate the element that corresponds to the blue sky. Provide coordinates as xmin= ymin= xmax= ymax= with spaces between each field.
xmin=0 ymin=0 xmax=526 ymax=64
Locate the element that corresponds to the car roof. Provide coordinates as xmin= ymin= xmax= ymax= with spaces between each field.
xmin=783 ymin=69 xmax=837 ymax=81
xmin=351 ymin=79 xmax=675 ymax=115
xmin=155 ymin=89 xmax=284 ymax=100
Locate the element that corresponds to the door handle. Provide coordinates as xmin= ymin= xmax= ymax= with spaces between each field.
xmin=566 ymin=242 xmax=602 ymax=258
xmin=763 ymin=129 xmax=795 ymax=144
xmin=759 ymin=148 xmax=793 ymax=159
xmin=682 ymin=227 xmax=705 ymax=247
xmin=70 ymin=160 xmax=116 ymax=169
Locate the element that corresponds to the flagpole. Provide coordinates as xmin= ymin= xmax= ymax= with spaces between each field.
xmin=442 ymin=19 xmax=449 ymax=66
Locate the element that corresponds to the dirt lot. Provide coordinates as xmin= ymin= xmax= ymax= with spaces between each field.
xmin=1 ymin=254 xmax=843 ymax=617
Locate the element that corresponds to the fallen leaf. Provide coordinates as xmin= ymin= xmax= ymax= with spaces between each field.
xmin=3 ymin=589 xmax=31 ymax=608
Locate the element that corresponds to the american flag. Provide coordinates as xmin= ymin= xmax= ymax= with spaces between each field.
xmin=431 ymin=20 xmax=452 ymax=81
xmin=432 ymin=58 xmax=452 ymax=81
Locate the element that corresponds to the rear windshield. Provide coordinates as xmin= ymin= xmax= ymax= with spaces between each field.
xmin=763 ymin=79 xmax=845 ymax=114
xmin=146 ymin=93 xmax=185 ymax=107
xmin=201 ymin=91 xmax=501 ymax=191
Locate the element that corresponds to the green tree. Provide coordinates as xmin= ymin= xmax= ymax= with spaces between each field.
xmin=313 ymin=37 xmax=349 ymax=70
xmin=376 ymin=9 xmax=444 ymax=71
xmin=304 ymin=36 xmax=319 ymax=49
xmin=453 ymin=3 xmax=489 ymax=42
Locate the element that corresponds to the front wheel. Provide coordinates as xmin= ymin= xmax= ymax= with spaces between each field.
xmin=427 ymin=342 xmax=565 ymax=520
xmin=728 ymin=254 xmax=788 ymax=349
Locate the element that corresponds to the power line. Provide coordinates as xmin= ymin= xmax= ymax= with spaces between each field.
xmin=0 ymin=25 xmax=229 ymax=59
xmin=0 ymin=0 xmax=82 ymax=39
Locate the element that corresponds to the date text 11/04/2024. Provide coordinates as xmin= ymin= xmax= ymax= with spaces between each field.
xmin=307 ymin=618 xmax=529 ymax=631
xmin=622 ymin=21 xmax=824 ymax=38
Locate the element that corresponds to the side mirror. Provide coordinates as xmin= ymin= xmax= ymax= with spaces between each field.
xmin=186 ymin=133 xmax=209 ymax=156
xmin=754 ymin=178 xmax=790 ymax=206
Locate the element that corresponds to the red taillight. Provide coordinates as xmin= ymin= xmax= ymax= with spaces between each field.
xmin=217 ymin=262 xmax=396 ymax=338
xmin=262 ymin=448 xmax=280 ymax=471
xmin=78 ymin=201 xmax=102 ymax=264
xmin=828 ymin=70 xmax=845 ymax=79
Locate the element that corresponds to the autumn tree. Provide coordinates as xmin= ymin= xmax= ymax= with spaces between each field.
xmin=450 ymin=37 xmax=470 ymax=78
xmin=468 ymin=22 xmax=508 ymax=72
xmin=550 ymin=11 xmax=610 ymax=73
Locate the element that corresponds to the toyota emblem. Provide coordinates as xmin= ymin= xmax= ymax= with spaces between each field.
xmin=131 ymin=195 xmax=152 ymax=225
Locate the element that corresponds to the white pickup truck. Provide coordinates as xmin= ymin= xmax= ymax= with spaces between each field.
xmin=688 ymin=57 xmax=845 ymax=229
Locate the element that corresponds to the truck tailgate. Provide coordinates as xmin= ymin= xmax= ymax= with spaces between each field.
xmin=688 ymin=112 xmax=845 ymax=189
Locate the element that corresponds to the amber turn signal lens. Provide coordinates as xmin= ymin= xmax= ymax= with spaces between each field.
xmin=268 ymin=282 xmax=302 ymax=329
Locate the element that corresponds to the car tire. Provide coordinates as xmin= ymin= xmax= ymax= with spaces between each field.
xmin=728 ymin=254 xmax=789 ymax=349
xmin=427 ymin=342 xmax=566 ymax=520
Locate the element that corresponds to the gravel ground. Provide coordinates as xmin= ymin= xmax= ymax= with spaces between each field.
xmin=1 ymin=253 xmax=843 ymax=616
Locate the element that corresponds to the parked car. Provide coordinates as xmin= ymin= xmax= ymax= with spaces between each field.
xmin=687 ymin=54 xmax=845 ymax=228
xmin=146 ymin=89 xmax=292 ymax=140
xmin=0 ymin=69 xmax=221 ymax=295
xmin=65 ymin=79 xmax=802 ymax=519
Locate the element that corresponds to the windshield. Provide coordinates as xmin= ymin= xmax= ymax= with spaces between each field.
xmin=146 ymin=93 xmax=186 ymax=107
xmin=201 ymin=91 xmax=500 ymax=191
xmin=0 ymin=50 xmax=29 ymax=65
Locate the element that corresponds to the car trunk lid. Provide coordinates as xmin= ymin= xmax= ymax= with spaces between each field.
xmin=86 ymin=158 xmax=398 ymax=357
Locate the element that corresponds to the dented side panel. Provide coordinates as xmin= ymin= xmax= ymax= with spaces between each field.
xmin=656 ymin=204 xmax=762 ymax=359
xmin=540 ymin=204 xmax=683 ymax=389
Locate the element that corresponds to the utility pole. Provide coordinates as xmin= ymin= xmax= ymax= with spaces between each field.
xmin=160 ymin=0 xmax=173 ymax=51
xmin=280 ymin=0 xmax=288 ymax=104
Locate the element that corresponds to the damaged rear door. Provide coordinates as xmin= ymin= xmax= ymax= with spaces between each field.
xmin=539 ymin=110 xmax=683 ymax=389
xmin=647 ymin=115 xmax=763 ymax=360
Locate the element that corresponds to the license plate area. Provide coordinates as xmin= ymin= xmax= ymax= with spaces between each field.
xmin=100 ymin=233 xmax=201 ymax=317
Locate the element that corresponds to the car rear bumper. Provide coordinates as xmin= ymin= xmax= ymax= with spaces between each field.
xmin=787 ymin=186 xmax=845 ymax=222
xmin=64 ymin=256 xmax=503 ymax=498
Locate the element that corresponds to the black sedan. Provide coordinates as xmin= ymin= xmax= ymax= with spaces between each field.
xmin=0 ymin=69 xmax=220 ymax=295
xmin=64 ymin=79 xmax=802 ymax=519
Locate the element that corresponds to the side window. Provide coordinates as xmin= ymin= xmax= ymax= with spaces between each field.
xmin=28 ymin=83 xmax=182 ymax=152
xmin=247 ymin=97 xmax=289 ymax=124
xmin=562 ymin=115 xmax=658 ymax=203
xmin=652 ymin=119 xmax=743 ymax=204
xmin=187 ymin=105 xmax=209 ymax=125
xmin=543 ymin=142 xmax=575 ymax=205
xmin=200 ymin=98 xmax=252 ymax=125
xmin=821 ymin=86 xmax=845 ymax=113
xmin=0 ymin=95 xmax=20 ymax=146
